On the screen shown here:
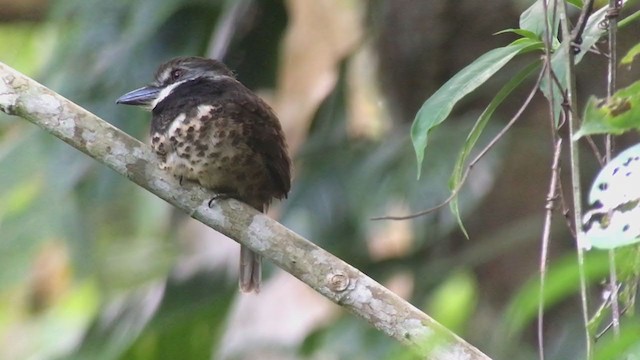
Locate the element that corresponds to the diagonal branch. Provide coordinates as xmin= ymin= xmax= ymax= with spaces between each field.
xmin=0 ymin=62 xmax=491 ymax=360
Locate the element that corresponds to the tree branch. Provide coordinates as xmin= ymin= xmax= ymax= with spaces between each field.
xmin=0 ymin=62 xmax=491 ymax=360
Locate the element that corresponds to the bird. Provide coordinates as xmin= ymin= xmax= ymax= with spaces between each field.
xmin=116 ymin=56 xmax=291 ymax=292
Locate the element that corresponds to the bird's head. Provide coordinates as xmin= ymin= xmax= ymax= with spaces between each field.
xmin=116 ymin=56 xmax=235 ymax=110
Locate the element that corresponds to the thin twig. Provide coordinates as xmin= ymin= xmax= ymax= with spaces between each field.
xmin=553 ymin=111 xmax=576 ymax=238
xmin=594 ymin=284 xmax=627 ymax=340
xmin=557 ymin=179 xmax=576 ymax=238
xmin=595 ymin=305 xmax=629 ymax=340
xmin=605 ymin=0 xmax=623 ymax=338
xmin=0 ymin=62 xmax=493 ymax=360
xmin=538 ymin=138 xmax=563 ymax=360
xmin=558 ymin=2 xmax=592 ymax=358
xmin=584 ymin=136 xmax=605 ymax=167
xmin=547 ymin=62 xmax=568 ymax=105
xmin=538 ymin=0 xmax=560 ymax=356
xmin=571 ymin=0 xmax=596 ymax=47
xmin=371 ymin=67 xmax=547 ymax=221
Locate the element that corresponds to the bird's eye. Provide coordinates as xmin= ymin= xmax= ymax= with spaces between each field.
xmin=171 ymin=69 xmax=183 ymax=81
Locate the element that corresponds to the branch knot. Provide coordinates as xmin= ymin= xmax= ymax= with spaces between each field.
xmin=327 ymin=271 xmax=350 ymax=292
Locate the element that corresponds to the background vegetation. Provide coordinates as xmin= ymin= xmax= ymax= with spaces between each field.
xmin=1 ymin=0 xmax=639 ymax=359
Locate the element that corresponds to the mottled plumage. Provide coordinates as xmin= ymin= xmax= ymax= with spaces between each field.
xmin=117 ymin=57 xmax=291 ymax=292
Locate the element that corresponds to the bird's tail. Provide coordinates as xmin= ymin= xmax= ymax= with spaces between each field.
xmin=239 ymin=201 xmax=266 ymax=293
xmin=239 ymin=246 xmax=261 ymax=292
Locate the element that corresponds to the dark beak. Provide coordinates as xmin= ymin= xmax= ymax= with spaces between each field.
xmin=116 ymin=86 xmax=161 ymax=106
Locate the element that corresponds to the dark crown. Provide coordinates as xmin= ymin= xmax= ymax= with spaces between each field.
xmin=153 ymin=57 xmax=235 ymax=87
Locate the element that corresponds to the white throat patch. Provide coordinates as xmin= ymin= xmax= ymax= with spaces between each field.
xmin=151 ymin=79 xmax=189 ymax=109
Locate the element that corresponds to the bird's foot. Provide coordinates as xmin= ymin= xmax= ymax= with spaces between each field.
xmin=208 ymin=191 xmax=241 ymax=208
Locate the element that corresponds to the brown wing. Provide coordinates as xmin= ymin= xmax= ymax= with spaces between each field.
xmin=225 ymin=89 xmax=291 ymax=200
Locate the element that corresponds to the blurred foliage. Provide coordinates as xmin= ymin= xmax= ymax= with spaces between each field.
xmin=621 ymin=41 xmax=640 ymax=66
xmin=1 ymin=0 xmax=640 ymax=359
xmin=576 ymin=81 xmax=640 ymax=137
xmin=426 ymin=270 xmax=478 ymax=333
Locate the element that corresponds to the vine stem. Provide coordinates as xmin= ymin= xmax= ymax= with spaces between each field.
xmin=605 ymin=0 xmax=623 ymax=338
xmin=538 ymin=0 xmax=560 ymax=357
xmin=558 ymin=1 xmax=592 ymax=358
xmin=538 ymin=138 xmax=563 ymax=360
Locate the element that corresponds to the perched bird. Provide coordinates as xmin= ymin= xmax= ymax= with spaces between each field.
xmin=116 ymin=56 xmax=291 ymax=292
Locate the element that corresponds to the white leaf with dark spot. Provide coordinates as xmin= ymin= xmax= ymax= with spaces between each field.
xmin=582 ymin=143 xmax=640 ymax=249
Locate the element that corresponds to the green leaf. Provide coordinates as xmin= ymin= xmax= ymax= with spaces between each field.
xmin=494 ymin=28 xmax=539 ymax=40
xmin=519 ymin=0 xmax=559 ymax=39
xmin=619 ymin=8 xmax=640 ymax=29
xmin=411 ymin=39 xmax=541 ymax=178
xmin=539 ymin=4 xmax=612 ymax=124
xmin=449 ymin=61 xmax=541 ymax=237
xmin=574 ymin=80 xmax=640 ymax=138
xmin=621 ymin=42 xmax=640 ymax=66
xmin=566 ymin=0 xmax=584 ymax=8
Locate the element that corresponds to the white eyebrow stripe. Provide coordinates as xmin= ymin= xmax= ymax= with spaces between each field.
xmin=158 ymin=68 xmax=172 ymax=83
xmin=209 ymin=74 xmax=232 ymax=81
xmin=151 ymin=79 xmax=189 ymax=109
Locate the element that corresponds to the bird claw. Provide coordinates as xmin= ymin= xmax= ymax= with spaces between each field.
xmin=208 ymin=192 xmax=240 ymax=208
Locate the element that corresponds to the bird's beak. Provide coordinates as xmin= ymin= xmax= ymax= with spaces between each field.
xmin=116 ymin=86 xmax=161 ymax=107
